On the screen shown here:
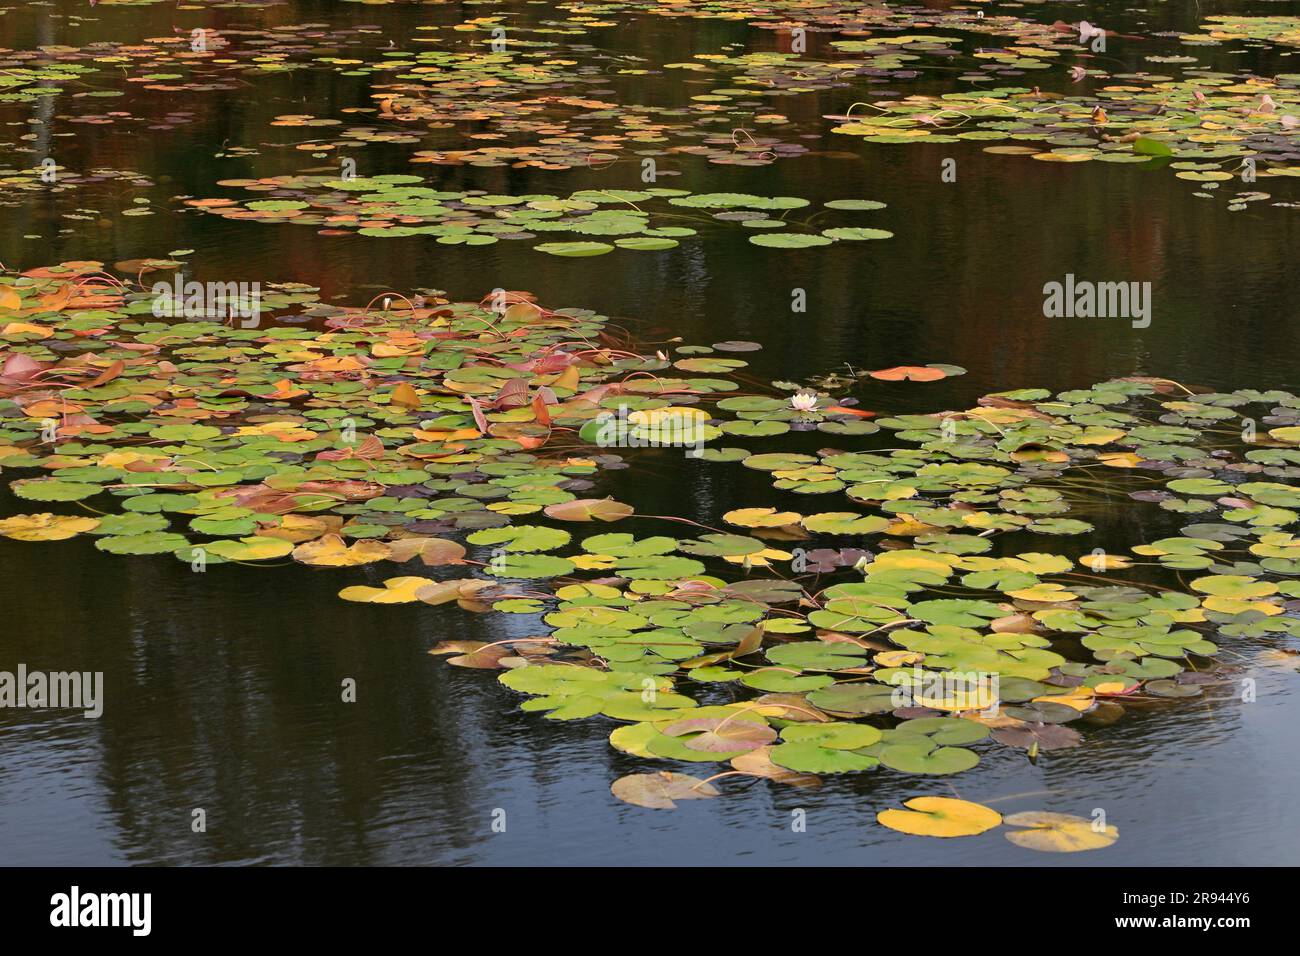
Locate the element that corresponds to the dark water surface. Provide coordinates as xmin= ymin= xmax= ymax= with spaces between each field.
xmin=0 ymin=0 xmax=1297 ymax=865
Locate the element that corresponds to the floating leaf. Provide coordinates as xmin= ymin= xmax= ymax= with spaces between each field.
xmin=339 ymin=576 xmax=436 ymax=604
xmin=879 ymin=743 xmax=980 ymax=775
xmin=877 ymin=797 xmax=1002 ymax=837
xmin=868 ymin=366 xmax=947 ymax=382
xmin=611 ymin=771 xmax=720 ymax=809
xmin=0 ymin=513 xmax=99 ymax=541
xmin=769 ymin=741 xmax=878 ymax=773
xmin=1003 ymin=811 xmax=1119 ymax=852
xmin=544 ymin=498 xmax=634 ymax=522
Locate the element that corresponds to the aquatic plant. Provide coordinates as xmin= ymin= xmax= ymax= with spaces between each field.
xmin=4 ymin=261 xmax=1296 ymax=848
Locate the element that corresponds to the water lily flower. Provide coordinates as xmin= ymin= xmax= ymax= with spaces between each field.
xmin=789 ymin=390 xmax=821 ymax=413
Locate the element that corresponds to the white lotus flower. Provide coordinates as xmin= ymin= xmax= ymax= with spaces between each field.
xmin=789 ymin=391 xmax=820 ymax=413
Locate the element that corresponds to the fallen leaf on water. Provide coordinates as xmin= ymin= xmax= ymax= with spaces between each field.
xmin=0 ymin=512 xmax=100 ymax=541
xmin=611 ymin=771 xmax=720 ymax=809
xmin=877 ymin=796 xmax=1002 ymax=837
xmin=543 ymin=498 xmax=634 ymax=522
xmin=868 ymin=366 xmax=948 ymax=382
xmin=293 ymin=534 xmax=392 ymax=567
xmin=1003 ymin=811 xmax=1119 ymax=852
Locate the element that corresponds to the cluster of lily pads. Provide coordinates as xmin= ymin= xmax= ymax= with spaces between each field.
xmin=0 ymin=166 xmax=154 ymax=208
xmin=559 ymin=0 xmax=1071 ymax=45
xmin=357 ymin=38 xmax=973 ymax=171
xmin=1179 ymin=16 xmax=1300 ymax=50
xmin=4 ymin=261 xmax=1298 ymax=847
xmin=0 ymin=19 xmax=374 ymax=107
xmin=185 ymin=180 xmax=892 ymax=253
xmin=829 ymin=73 xmax=1300 ymax=190
xmin=5 ymin=2 xmax=1300 ymax=222
xmin=0 ymin=260 xmax=640 ymax=560
xmin=424 ymin=380 xmax=1300 ymax=842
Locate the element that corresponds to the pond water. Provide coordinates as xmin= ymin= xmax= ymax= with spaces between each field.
xmin=0 ymin=0 xmax=1297 ymax=865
